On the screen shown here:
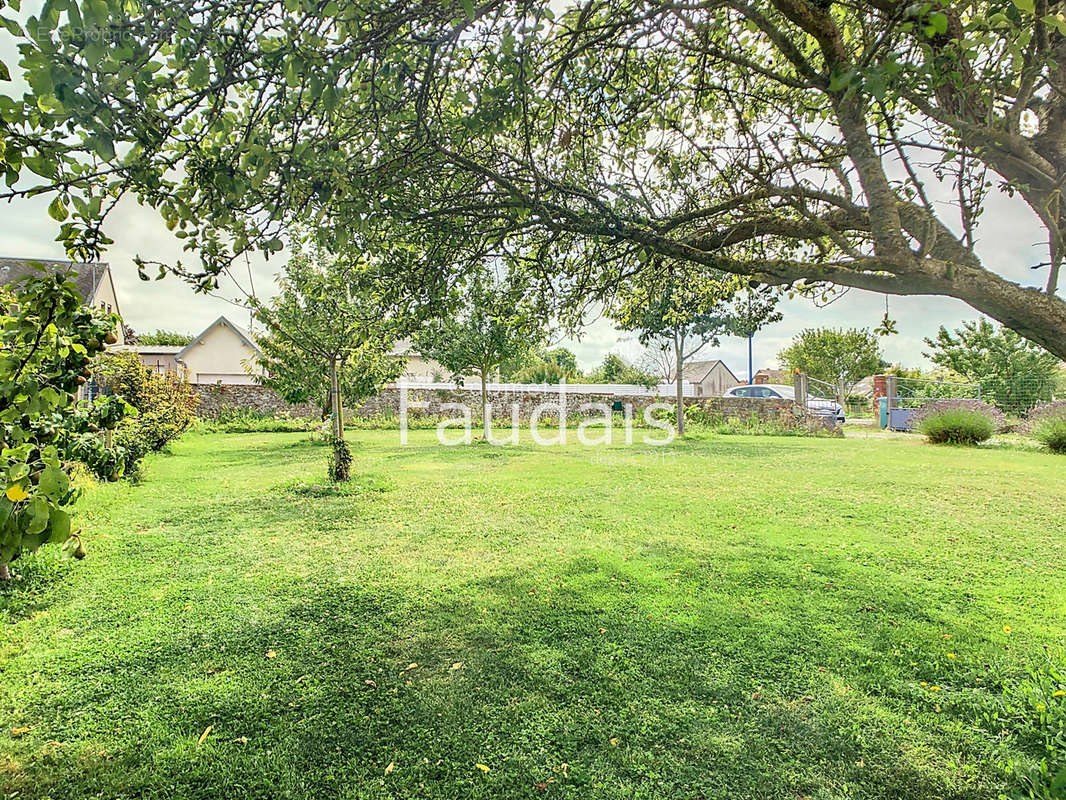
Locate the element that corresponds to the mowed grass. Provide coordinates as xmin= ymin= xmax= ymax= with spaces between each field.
xmin=2 ymin=430 xmax=1065 ymax=800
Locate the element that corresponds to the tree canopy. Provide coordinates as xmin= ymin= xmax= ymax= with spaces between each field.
xmin=414 ymin=268 xmax=546 ymax=436
xmin=3 ymin=2 xmax=1066 ymax=354
xmin=924 ymin=319 xmax=1061 ymax=415
xmin=778 ymin=328 xmax=887 ymax=396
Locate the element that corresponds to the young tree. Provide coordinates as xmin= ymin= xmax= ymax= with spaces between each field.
xmin=1 ymin=270 xmax=126 ymax=580
xmin=587 ymin=353 xmax=659 ymax=389
xmin=778 ymin=329 xmax=887 ymax=402
xmin=611 ymin=264 xmax=775 ymax=435
xmin=415 ymin=271 xmax=546 ymax=439
xmin=252 ymin=242 xmax=409 ymax=481
xmin=924 ymin=320 xmax=1061 ymax=416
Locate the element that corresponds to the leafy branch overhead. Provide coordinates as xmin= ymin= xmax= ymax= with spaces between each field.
xmin=2 ymin=1 xmax=1066 ymax=355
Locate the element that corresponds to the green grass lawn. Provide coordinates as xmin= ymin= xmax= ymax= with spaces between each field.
xmin=2 ymin=430 xmax=1065 ymax=799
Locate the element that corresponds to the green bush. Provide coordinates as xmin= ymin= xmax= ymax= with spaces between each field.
xmin=1033 ymin=417 xmax=1066 ymax=454
xmin=93 ymin=353 xmax=198 ymax=476
xmin=918 ymin=408 xmax=994 ymax=445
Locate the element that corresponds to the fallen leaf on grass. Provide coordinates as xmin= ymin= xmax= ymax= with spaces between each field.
xmin=609 ymin=737 xmax=619 ymax=747
xmin=265 ymin=650 xmax=277 ymax=659
xmin=475 ymin=763 xmax=491 ymax=773
xmin=10 ymin=728 xmax=31 ymax=737
xmin=197 ymin=725 xmax=213 ymax=746
xmin=384 ymin=761 xmax=395 ymax=775
xmin=404 ymin=662 xmax=418 ymax=671
xmin=450 ymin=662 xmax=464 ymax=671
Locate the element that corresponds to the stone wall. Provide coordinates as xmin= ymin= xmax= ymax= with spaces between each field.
xmin=357 ymin=386 xmax=799 ymax=422
xmin=195 ymin=382 xmax=829 ymax=429
xmin=193 ymin=383 xmax=320 ymax=418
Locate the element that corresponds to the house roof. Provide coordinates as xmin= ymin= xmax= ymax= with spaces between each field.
xmin=175 ymin=315 xmax=262 ymax=361
xmin=754 ymin=368 xmax=788 ymax=381
xmin=681 ymin=359 xmax=738 ymax=384
xmin=0 ymin=257 xmax=111 ymax=303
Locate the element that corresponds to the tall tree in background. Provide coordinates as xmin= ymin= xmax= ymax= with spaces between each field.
xmin=611 ymin=263 xmax=776 ymax=435
xmin=779 ymin=329 xmax=887 ymax=402
xmin=6 ymin=3 xmax=1066 ymax=356
xmin=415 ymin=270 xmax=546 ymax=439
xmin=924 ymin=320 xmax=1060 ymax=415
xmin=252 ymin=241 xmax=411 ymax=481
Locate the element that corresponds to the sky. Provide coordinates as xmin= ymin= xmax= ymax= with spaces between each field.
xmin=1 ymin=11 xmax=1059 ymax=379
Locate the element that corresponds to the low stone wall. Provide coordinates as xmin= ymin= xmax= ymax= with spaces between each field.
xmin=193 ymin=383 xmax=319 ymax=418
xmin=194 ymin=382 xmax=828 ymax=429
xmin=358 ymin=386 xmax=798 ymax=422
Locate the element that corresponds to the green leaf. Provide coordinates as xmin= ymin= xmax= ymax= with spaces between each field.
xmin=1012 ymin=0 xmax=1035 ymax=14
xmin=47 ymin=507 xmax=71 ymax=543
xmin=36 ymin=92 xmax=62 ymax=113
xmin=25 ymin=497 xmax=49 ymax=535
xmin=48 ymin=195 xmax=69 ymax=221
xmin=461 ymin=0 xmax=474 ymax=18
xmin=1043 ymin=14 xmax=1066 ymax=35
xmin=38 ymin=464 xmax=68 ymax=497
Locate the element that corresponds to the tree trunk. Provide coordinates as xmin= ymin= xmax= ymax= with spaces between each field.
xmin=329 ymin=357 xmax=344 ymax=441
xmin=0 ymin=563 xmax=9 ymax=581
xmin=674 ymin=332 xmax=685 ymax=437
xmin=481 ymin=371 xmax=490 ymax=439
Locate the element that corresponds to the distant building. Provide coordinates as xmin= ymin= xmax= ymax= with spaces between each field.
xmin=752 ymin=368 xmax=788 ymax=385
xmin=114 ymin=344 xmax=185 ymax=375
xmin=391 ymin=339 xmax=448 ymax=383
xmin=681 ymin=360 xmax=740 ymax=397
xmin=174 ymin=316 xmax=264 ymax=385
xmin=0 ymin=257 xmax=126 ymax=345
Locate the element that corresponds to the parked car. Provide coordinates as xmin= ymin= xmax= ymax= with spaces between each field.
xmin=723 ymin=384 xmax=845 ymax=424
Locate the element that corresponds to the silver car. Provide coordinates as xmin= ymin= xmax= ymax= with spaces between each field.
xmin=723 ymin=384 xmax=845 ymax=424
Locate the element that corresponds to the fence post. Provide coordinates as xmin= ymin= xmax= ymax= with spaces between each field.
xmin=793 ymin=370 xmax=808 ymax=406
xmin=885 ymin=375 xmax=898 ymax=413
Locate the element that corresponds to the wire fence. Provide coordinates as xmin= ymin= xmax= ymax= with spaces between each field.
xmin=890 ymin=374 xmax=1061 ymax=417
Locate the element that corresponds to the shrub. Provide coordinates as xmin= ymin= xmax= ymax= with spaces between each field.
xmin=911 ymin=398 xmax=1007 ymax=432
xmin=918 ymin=408 xmax=995 ymax=445
xmin=93 ymin=353 xmax=198 ymax=476
xmin=1028 ymin=401 xmax=1066 ymax=454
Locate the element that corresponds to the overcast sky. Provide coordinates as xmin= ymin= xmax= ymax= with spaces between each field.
xmin=1 ymin=13 xmax=1059 ymax=378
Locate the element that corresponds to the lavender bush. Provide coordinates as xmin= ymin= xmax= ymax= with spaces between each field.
xmin=1026 ymin=400 xmax=1066 ymax=453
xmin=910 ymin=399 xmax=1008 ymax=432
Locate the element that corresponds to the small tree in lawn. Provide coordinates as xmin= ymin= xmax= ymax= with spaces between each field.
xmin=415 ymin=271 xmax=545 ymax=439
xmin=778 ymin=329 xmax=887 ymax=403
xmin=252 ymin=242 xmax=408 ymax=481
xmin=611 ymin=263 xmax=772 ymax=435
xmin=924 ymin=320 xmax=1060 ymax=416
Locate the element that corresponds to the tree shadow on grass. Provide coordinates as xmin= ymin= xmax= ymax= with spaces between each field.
xmin=1 ymin=550 xmax=1025 ymax=800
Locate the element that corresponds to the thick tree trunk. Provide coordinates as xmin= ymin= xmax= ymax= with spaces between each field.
xmin=674 ymin=333 xmax=685 ymax=437
xmin=481 ymin=371 xmax=490 ymax=439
